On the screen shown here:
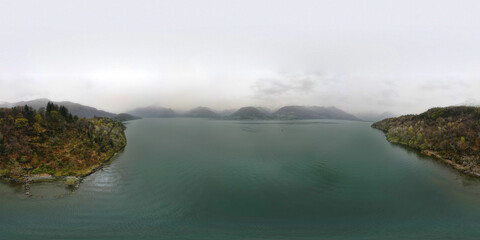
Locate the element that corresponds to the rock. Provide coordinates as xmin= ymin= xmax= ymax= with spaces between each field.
xmin=30 ymin=174 xmax=54 ymax=181
xmin=64 ymin=177 xmax=79 ymax=186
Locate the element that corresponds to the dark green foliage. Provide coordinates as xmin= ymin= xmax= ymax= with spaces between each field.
xmin=59 ymin=105 xmax=69 ymax=119
xmin=0 ymin=103 xmax=126 ymax=179
xmin=372 ymin=106 xmax=480 ymax=174
xmin=44 ymin=102 xmax=76 ymax=123
xmin=46 ymin=101 xmax=59 ymax=113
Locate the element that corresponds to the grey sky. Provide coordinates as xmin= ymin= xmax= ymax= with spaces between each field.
xmin=1 ymin=0 xmax=479 ymax=115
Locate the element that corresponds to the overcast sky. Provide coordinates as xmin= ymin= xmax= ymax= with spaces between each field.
xmin=1 ymin=0 xmax=480 ymax=115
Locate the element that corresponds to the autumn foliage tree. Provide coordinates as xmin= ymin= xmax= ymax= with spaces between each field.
xmin=0 ymin=102 xmax=126 ymax=179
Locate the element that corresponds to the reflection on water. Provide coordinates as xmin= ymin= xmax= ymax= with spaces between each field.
xmin=88 ymin=167 xmax=121 ymax=192
xmin=2 ymin=118 xmax=480 ymax=240
xmin=0 ymin=179 xmax=74 ymax=200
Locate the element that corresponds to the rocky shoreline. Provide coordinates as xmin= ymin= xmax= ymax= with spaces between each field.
xmin=1 ymin=142 xmax=126 ymax=187
xmin=372 ymin=106 xmax=480 ymax=178
xmin=374 ymin=130 xmax=480 ymax=178
xmin=421 ymin=150 xmax=480 ymax=177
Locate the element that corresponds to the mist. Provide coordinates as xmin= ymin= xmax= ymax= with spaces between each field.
xmin=1 ymin=0 xmax=480 ymax=115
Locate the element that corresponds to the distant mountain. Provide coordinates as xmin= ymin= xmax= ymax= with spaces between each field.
xmin=374 ymin=112 xmax=397 ymax=121
xmin=218 ymin=109 xmax=237 ymax=117
xmin=228 ymin=107 xmax=271 ymax=120
xmin=256 ymin=107 xmax=272 ymax=115
xmin=128 ymin=106 xmax=176 ymax=118
xmin=272 ymin=106 xmax=359 ymax=121
xmin=357 ymin=111 xmax=398 ymax=122
xmin=0 ymin=98 xmax=117 ymax=118
xmin=114 ymin=113 xmax=141 ymax=122
xmin=185 ymin=107 xmax=219 ymax=119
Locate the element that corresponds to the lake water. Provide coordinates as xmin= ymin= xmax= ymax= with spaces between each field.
xmin=2 ymin=118 xmax=480 ymax=239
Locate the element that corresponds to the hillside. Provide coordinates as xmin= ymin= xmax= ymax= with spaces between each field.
xmin=128 ymin=106 xmax=177 ymax=118
xmin=356 ymin=111 xmax=398 ymax=122
xmin=0 ymin=99 xmax=117 ymax=118
xmin=0 ymin=103 xmax=126 ymax=181
xmin=185 ymin=107 xmax=219 ymax=119
xmin=115 ymin=113 xmax=141 ymax=122
xmin=228 ymin=107 xmax=271 ymax=120
xmin=372 ymin=106 xmax=480 ymax=176
xmin=273 ymin=106 xmax=359 ymax=121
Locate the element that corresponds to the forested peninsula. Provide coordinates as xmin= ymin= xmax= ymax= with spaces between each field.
xmin=0 ymin=102 xmax=126 ymax=182
xmin=372 ymin=106 xmax=480 ymax=176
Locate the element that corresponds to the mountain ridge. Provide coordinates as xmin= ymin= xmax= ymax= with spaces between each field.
xmin=0 ymin=99 xmax=117 ymax=118
xmin=184 ymin=107 xmax=219 ymax=119
xmin=128 ymin=106 xmax=176 ymax=118
xmin=272 ymin=105 xmax=360 ymax=121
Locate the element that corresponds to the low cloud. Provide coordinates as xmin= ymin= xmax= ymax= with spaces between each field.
xmin=251 ymin=73 xmax=321 ymax=98
xmin=418 ymin=79 xmax=469 ymax=92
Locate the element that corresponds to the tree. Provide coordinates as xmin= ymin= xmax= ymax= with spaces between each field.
xmin=34 ymin=114 xmax=43 ymax=123
xmin=46 ymin=101 xmax=53 ymax=113
xmin=68 ymin=113 xmax=74 ymax=123
xmin=23 ymin=105 xmax=35 ymax=123
xmin=7 ymin=115 xmax=14 ymax=125
xmin=14 ymin=118 xmax=29 ymax=129
xmin=33 ymin=123 xmax=45 ymax=135
xmin=46 ymin=101 xmax=59 ymax=113
xmin=38 ymin=107 xmax=45 ymax=116
xmin=59 ymin=105 xmax=69 ymax=119
xmin=49 ymin=111 xmax=60 ymax=122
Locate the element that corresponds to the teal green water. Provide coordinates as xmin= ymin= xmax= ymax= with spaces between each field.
xmin=2 ymin=118 xmax=480 ymax=239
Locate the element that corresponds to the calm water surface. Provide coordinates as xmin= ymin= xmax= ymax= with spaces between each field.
xmin=2 ymin=118 xmax=480 ymax=239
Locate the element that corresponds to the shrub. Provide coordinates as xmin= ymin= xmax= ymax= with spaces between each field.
xmin=14 ymin=118 xmax=29 ymax=129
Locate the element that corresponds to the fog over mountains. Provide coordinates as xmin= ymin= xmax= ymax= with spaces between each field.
xmin=128 ymin=106 xmax=176 ymax=118
xmin=2 ymin=1 xmax=480 ymax=115
xmin=1 ymin=98 xmax=369 ymax=121
xmin=456 ymin=98 xmax=480 ymax=107
xmin=4 ymin=98 xmax=479 ymax=122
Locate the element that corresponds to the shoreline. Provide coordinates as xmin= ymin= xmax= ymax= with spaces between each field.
xmin=421 ymin=149 xmax=480 ymax=178
xmin=0 ymin=143 xmax=126 ymax=186
xmin=382 ymin=136 xmax=480 ymax=178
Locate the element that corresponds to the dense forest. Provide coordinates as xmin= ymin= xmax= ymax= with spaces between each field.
xmin=372 ymin=106 xmax=480 ymax=175
xmin=0 ymin=102 xmax=126 ymax=181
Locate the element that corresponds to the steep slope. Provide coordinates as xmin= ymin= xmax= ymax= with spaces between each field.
xmin=372 ymin=106 xmax=480 ymax=176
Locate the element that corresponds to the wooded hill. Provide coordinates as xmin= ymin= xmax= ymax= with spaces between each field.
xmin=372 ymin=106 xmax=480 ymax=175
xmin=0 ymin=102 xmax=126 ymax=181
